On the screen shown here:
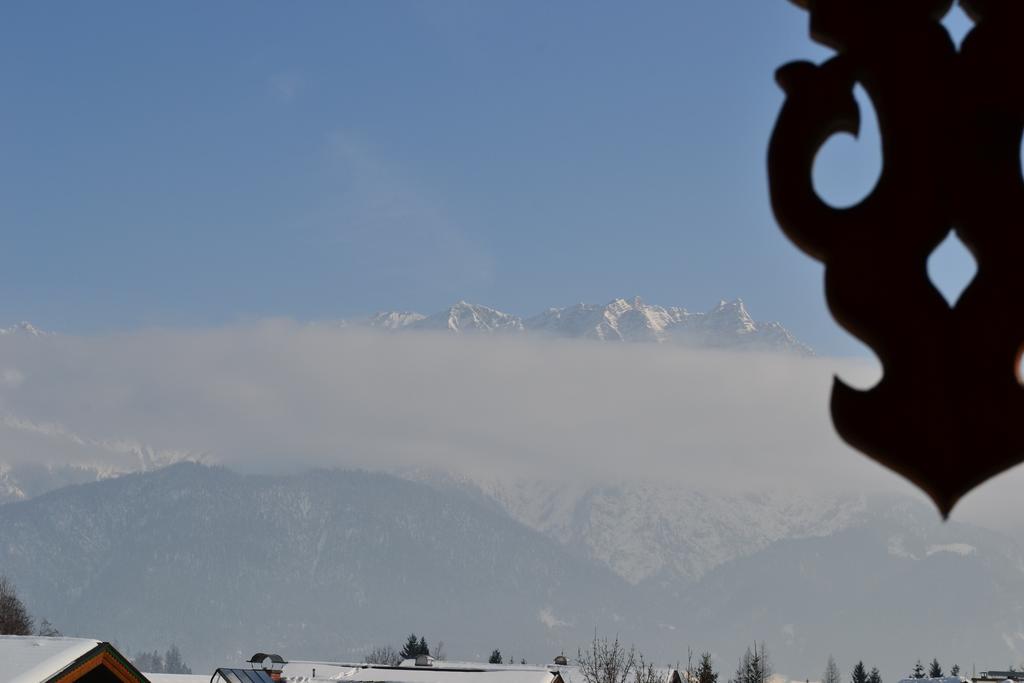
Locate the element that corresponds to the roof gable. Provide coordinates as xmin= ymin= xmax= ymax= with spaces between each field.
xmin=0 ymin=636 xmax=146 ymax=683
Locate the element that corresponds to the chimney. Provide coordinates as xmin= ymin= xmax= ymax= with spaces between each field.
xmin=554 ymin=656 xmax=568 ymax=666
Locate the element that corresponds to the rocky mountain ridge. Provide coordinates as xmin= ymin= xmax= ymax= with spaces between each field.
xmin=357 ymin=298 xmax=813 ymax=355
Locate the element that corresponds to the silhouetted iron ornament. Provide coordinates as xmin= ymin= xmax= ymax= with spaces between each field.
xmin=768 ymin=0 xmax=1024 ymax=518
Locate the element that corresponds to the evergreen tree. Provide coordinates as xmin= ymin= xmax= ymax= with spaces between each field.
xmin=747 ymin=648 xmax=761 ymax=683
xmin=929 ymin=660 xmax=943 ymax=678
xmin=868 ymin=667 xmax=882 ymax=683
xmin=823 ymin=656 xmax=841 ymax=683
xmin=490 ymin=650 xmax=503 ymax=665
xmin=418 ymin=637 xmax=430 ymax=658
xmin=163 ymin=645 xmax=192 ymax=675
xmin=912 ymin=661 xmax=926 ymax=679
xmin=0 ymin=576 xmax=32 ymax=636
xmin=731 ymin=645 xmax=771 ymax=683
xmin=732 ymin=655 xmax=745 ymax=683
xmin=851 ymin=661 xmax=869 ymax=683
xmin=951 ymin=666 xmax=960 ymax=678
xmin=696 ymin=652 xmax=718 ymax=683
xmin=750 ymin=643 xmax=771 ymax=683
xmin=400 ymin=634 xmax=421 ymax=660
xmin=134 ymin=650 xmax=164 ymax=673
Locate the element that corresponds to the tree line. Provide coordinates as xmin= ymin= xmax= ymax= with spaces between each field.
xmin=909 ymin=659 xmax=961 ymax=679
xmin=0 ymin=582 xmax=974 ymax=683
xmin=133 ymin=645 xmax=193 ymax=675
xmin=365 ymin=633 xmax=447 ymax=666
xmin=0 ymin=575 xmax=192 ymax=675
xmin=0 ymin=575 xmax=59 ymax=637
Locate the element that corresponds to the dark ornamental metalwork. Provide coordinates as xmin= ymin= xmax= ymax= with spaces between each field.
xmin=768 ymin=0 xmax=1024 ymax=518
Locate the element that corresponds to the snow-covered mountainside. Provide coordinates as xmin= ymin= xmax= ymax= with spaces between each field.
xmin=0 ymin=464 xmax=643 ymax=672
xmin=364 ymin=311 xmax=426 ymax=330
xmin=361 ymin=298 xmax=812 ymax=354
xmin=405 ymin=472 xmax=869 ymax=585
xmin=412 ymin=301 xmax=525 ymax=334
xmin=0 ymin=462 xmax=132 ymax=504
xmin=3 ymin=463 xmax=1024 ymax=681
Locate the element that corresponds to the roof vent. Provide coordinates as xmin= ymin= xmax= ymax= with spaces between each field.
xmin=247 ymin=653 xmax=288 ymax=681
xmin=554 ymin=655 xmax=568 ymax=666
xmin=416 ymin=655 xmax=434 ymax=667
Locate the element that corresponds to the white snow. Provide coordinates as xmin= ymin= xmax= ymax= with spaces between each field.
xmin=926 ymin=543 xmax=976 ymax=557
xmin=460 ymin=475 xmax=867 ymax=584
xmin=0 ymin=635 xmax=101 ymax=683
xmin=365 ymin=311 xmax=427 ymax=330
xmin=556 ymin=664 xmax=680 ymax=683
xmin=413 ymin=302 xmax=524 ymax=334
xmin=0 ymin=322 xmax=50 ymax=337
xmin=282 ymin=659 xmax=559 ymax=683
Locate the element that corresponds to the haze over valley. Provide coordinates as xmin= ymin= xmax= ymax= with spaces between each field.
xmin=2 ymin=300 xmax=1023 ymax=680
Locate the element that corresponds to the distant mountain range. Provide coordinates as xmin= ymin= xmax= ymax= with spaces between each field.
xmin=352 ymin=298 xmax=813 ymax=355
xmin=1 ymin=463 xmax=1022 ymax=681
xmin=0 ymin=298 xmax=813 ymax=355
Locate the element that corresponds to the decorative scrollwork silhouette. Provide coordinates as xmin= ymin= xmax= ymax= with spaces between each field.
xmin=768 ymin=0 xmax=1024 ymax=517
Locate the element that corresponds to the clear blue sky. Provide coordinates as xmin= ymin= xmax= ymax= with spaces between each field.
xmin=0 ymin=2 xmax=976 ymax=354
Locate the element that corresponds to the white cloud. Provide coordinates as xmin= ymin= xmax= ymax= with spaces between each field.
xmin=538 ymin=607 xmax=570 ymax=629
xmin=0 ymin=323 xmax=887 ymax=492
xmin=7 ymin=322 xmax=1024 ymax=533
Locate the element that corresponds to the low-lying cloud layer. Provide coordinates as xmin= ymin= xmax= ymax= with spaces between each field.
xmin=1 ymin=322 xmax=1019 ymax=527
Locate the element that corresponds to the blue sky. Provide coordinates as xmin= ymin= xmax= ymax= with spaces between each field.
xmin=0 ymin=2 xmax=976 ymax=354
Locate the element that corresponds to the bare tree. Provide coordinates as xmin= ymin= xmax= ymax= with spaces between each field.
xmin=0 ymin=576 xmax=32 ymax=636
xmin=434 ymin=641 xmax=447 ymax=662
xmin=634 ymin=651 xmax=667 ymax=683
xmin=824 ymin=657 xmax=841 ymax=683
xmin=365 ymin=645 xmax=402 ymax=666
xmin=577 ymin=632 xmax=637 ymax=683
xmin=37 ymin=619 xmax=61 ymax=637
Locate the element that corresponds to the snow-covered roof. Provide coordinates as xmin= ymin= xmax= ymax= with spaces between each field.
xmin=282 ymin=659 xmax=561 ymax=683
xmin=555 ymin=664 xmax=681 ymax=683
xmin=0 ymin=635 xmax=102 ymax=683
xmin=146 ymin=675 xmax=212 ymax=683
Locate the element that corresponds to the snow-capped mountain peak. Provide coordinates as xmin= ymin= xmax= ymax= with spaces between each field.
xmin=366 ymin=311 xmax=426 ymax=330
xmin=701 ymin=298 xmax=757 ymax=334
xmin=0 ymin=321 xmax=51 ymax=337
xmin=355 ymin=298 xmax=812 ymax=354
xmin=413 ymin=301 xmax=524 ymax=334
